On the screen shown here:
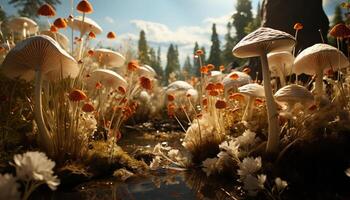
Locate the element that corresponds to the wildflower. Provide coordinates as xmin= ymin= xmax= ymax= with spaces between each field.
xmin=82 ymin=102 xmax=94 ymax=112
xmin=229 ymin=93 xmax=245 ymax=102
xmin=215 ymin=83 xmax=224 ymax=91
xmin=202 ymin=157 xmax=218 ymax=176
xmin=37 ymin=4 xmax=56 ymax=17
xmin=77 ymin=0 xmax=93 ymax=14
xmin=238 ymin=157 xmax=262 ymax=178
xmin=219 ymin=140 xmax=240 ymax=158
xmin=107 ymin=31 xmax=117 ymax=39
xmin=128 ymin=60 xmax=139 ymax=71
xmin=200 ymin=66 xmax=208 ymax=74
xmin=88 ymin=31 xmax=96 ymax=38
xmin=12 ymin=151 xmax=60 ymax=190
xmin=229 ymin=73 xmax=239 ymax=80
xmin=205 ymin=83 xmax=215 ymax=91
xmin=87 ymin=49 xmax=94 ymax=56
xmin=195 ymin=49 xmax=204 ymax=56
xmin=50 ymin=25 xmax=58 ymax=33
xmin=207 ymin=64 xmax=215 ymax=71
xmin=209 ymin=90 xmax=219 ymax=96
xmin=117 ymin=86 xmax=126 ymax=95
xmin=235 ymin=129 xmax=257 ymax=147
xmin=167 ymin=94 xmax=175 ymax=101
xmin=329 ymin=23 xmax=350 ymax=39
xmin=202 ymin=98 xmax=208 ymax=106
xmin=243 ymin=174 xmax=266 ymax=196
xmin=215 ymin=100 xmax=227 ymax=109
xmin=53 ymin=18 xmax=67 ymax=29
xmin=68 ymin=89 xmax=87 ymax=101
xmin=150 ymin=156 xmax=161 ymax=170
xmin=140 ymin=76 xmax=152 ymax=90
xmin=219 ymin=65 xmax=225 ymax=72
xmin=274 ymin=177 xmax=288 ymax=192
xmin=0 ymin=174 xmax=20 ymax=200
xmin=293 ymin=22 xmax=303 ymax=30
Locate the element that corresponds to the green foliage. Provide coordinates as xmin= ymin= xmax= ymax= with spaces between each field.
xmin=9 ymin=0 xmax=61 ymax=18
xmin=138 ymin=30 xmax=150 ymax=65
xmin=149 ymin=47 xmax=163 ymax=80
xmin=332 ymin=4 xmax=344 ymax=26
xmin=232 ymin=0 xmax=253 ymax=41
xmin=244 ymin=1 xmax=261 ymax=34
xmin=182 ymin=55 xmax=193 ymax=79
xmin=165 ymin=44 xmax=180 ymax=84
xmin=207 ymin=23 xmax=222 ymax=68
xmin=222 ymin=22 xmax=235 ymax=67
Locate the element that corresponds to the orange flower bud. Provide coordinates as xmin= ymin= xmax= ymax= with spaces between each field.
xmin=128 ymin=60 xmax=139 ymax=71
xmin=202 ymin=98 xmax=208 ymax=106
xmin=229 ymin=73 xmax=239 ymax=80
xmin=229 ymin=93 xmax=245 ymax=101
xmin=69 ymin=89 xmax=87 ymax=101
xmin=205 ymin=83 xmax=215 ymax=91
xmin=200 ymin=66 xmax=208 ymax=74
xmin=38 ymin=4 xmax=56 ymax=17
xmin=50 ymin=25 xmax=58 ymax=33
xmin=215 ymin=83 xmax=224 ymax=91
xmin=107 ymin=31 xmax=117 ymax=39
xmin=215 ymin=100 xmax=227 ymax=109
xmin=87 ymin=49 xmax=94 ymax=56
xmin=53 ymin=18 xmax=67 ymax=29
xmin=77 ymin=0 xmax=93 ymax=13
xmin=293 ymin=22 xmax=303 ymax=30
xmin=88 ymin=31 xmax=96 ymax=38
xmin=118 ymin=86 xmax=126 ymax=95
xmin=195 ymin=49 xmax=203 ymax=56
xmin=219 ymin=65 xmax=225 ymax=72
xmin=82 ymin=102 xmax=94 ymax=112
xmin=209 ymin=90 xmax=219 ymax=96
xmin=167 ymin=94 xmax=175 ymax=101
xmin=207 ymin=64 xmax=215 ymax=71
xmin=140 ymin=76 xmax=152 ymax=90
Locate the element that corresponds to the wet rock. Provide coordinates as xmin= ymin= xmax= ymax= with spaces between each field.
xmin=57 ymin=163 xmax=93 ymax=189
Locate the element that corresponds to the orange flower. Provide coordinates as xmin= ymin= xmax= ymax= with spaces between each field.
xmin=107 ymin=31 xmax=117 ymax=39
xmin=68 ymin=89 xmax=87 ymax=101
xmin=37 ymin=3 xmax=56 ymax=17
xmin=87 ymin=49 xmax=94 ymax=56
xmin=329 ymin=23 xmax=350 ymax=39
xmin=140 ymin=76 xmax=152 ymax=90
xmin=195 ymin=49 xmax=203 ymax=56
xmin=219 ymin=65 xmax=225 ymax=72
xmin=255 ymin=98 xmax=264 ymax=105
xmin=229 ymin=73 xmax=239 ymax=80
xmin=118 ymin=86 xmax=126 ymax=95
xmin=82 ymin=102 xmax=95 ymax=112
xmin=77 ymin=0 xmax=93 ymax=13
xmin=215 ymin=83 xmax=224 ymax=91
xmin=209 ymin=90 xmax=219 ymax=96
xmin=53 ymin=18 xmax=67 ymax=29
xmin=50 ymin=25 xmax=58 ymax=33
xmin=167 ymin=103 xmax=176 ymax=117
xmin=293 ymin=22 xmax=303 ymax=30
xmin=229 ymin=93 xmax=245 ymax=101
xmin=88 ymin=31 xmax=96 ymax=38
xmin=167 ymin=94 xmax=175 ymax=101
xmin=243 ymin=67 xmax=251 ymax=74
xmin=215 ymin=100 xmax=227 ymax=109
xmin=202 ymin=98 xmax=208 ymax=106
xmin=205 ymin=83 xmax=215 ymax=91
xmin=95 ymin=82 xmax=103 ymax=89
xmin=207 ymin=64 xmax=215 ymax=71
xmin=128 ymin=60 xmax=139 ymax=71
xmin=200 ymin=66 xmax=208 ymax=74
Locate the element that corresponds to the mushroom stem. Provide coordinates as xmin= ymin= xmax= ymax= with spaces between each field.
xmin=315 ymin=67 xmax=324 ymax=100
xmin=242 ymin=96 xmax=255 ymax=121
xmin=34 ymin=70 xmax=52 ymax=155
xmin=278 ymin=68 xmax=286 ymax=87
xmin=261 ymin=53 xmax=280 ymax=154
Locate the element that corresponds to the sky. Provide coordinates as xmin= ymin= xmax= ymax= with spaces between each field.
xmin=1 ymin=0 xmax=343 ymax=67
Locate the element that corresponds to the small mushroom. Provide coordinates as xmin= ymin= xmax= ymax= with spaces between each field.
xmin=232 ymin=27 xmax=296 ymax=154
xmin=1 ymin=35 xmax=78 ymax=154
xmin=138 ymin=65 xmax=157 ymax=79
xmin=166 ymin=80 xmax=194 ymax=94
xmin=93 ymin=48 xmax=125 ymax=68
xmin=208 ymin=70 xmax=223 ymax=83
xmin=40 ymin=30 xmax=70 ymax=50
xmin=67 ymin=16 xmax=102 ymax=36
xmin=222 ymin=71 xmax=252 ymax=96
xmin=267 ymin=51 xmax=294 ymax=87
xmin=274 ymin=84 xmax=314 ymax=112
xmin=294 ymin=43 xmax=349 ymax=99
xmin=88 ymin=69 xmax=127 ymax=89
xmin=7 ymin=17 xmax=38 ymax=39
xmin=238 ymin=83 xmax=265 ymax=121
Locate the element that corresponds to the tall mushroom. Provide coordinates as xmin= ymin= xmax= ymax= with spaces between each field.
xmin=267 ymin=51 xmax=294 ymax=87
xmin=238 ymin=83 xmax=265 ymax=121
xmin=92 ymin=48 xmax=125 ymax=68
xmin=274 ymin=84 xmax=314 ymax=112
xmin=294 ymin=43 xmax=349 ymax=100
xmin=1 ymin=35 xmax=78 ymax=154
xmin=7 ymin=17 xmax=38 ymax=40
xmin=222 ymin=71 xmax=252 ymax=97
xmin=87 ymin=69 xmax=127 ymax=89
xmin=232 ymin=27 xmax=296 ymax=154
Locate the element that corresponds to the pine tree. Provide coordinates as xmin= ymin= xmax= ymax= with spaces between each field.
xmin=232 ymin=0 xmax=253 ymax=41
xmin=244 ymin=1 xmax=261 ymax=34
xmin=0 ymin=6 xmax=6 ymax=21
xmin=150 ymin=46 xmax=163 ymax=80
xmin=138 ymin=30 xmax=150 ymax=65
xmin=193 ymin=42 xmax=200 ymax=76
xmin=183 ymin=55 xmax=193 ymax=79
xmin=207 ymin=23 xmax=222 ymax=68
xmin=333 ymin=5 xmax=344 ymax=26
xmin=165 ymin=44 xmax=180 ymax=84
xmin=222 ymin=22 xmax=235 ymax=67
xmin=9 ymin=0 xmax=61 ymax=18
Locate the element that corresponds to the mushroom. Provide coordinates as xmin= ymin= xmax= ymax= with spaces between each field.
xmin=294 ymin=43 xmax=349 ymax=99
xmin=267 ymin=51 xmax=294 ymax=87
xmin=274 ymin=84 xmax=314 ymax=112
xmin=1 ymin=35 xmax=78 ymax=153
xmin=67 ymin=16 xmax=102 ymax=36
xmin=7 ymin=17 xmax=38 ymax=39
xmin=93 ymin=48 xmax=125 ymax=68
xmin=40 ymin=30 xmax=70 ymax=50
xmin=208 ymin=70 xmax=223 ymax=83
xmin=166 ymin=80 xmax=194 ymax=94
xmin=87 ymin=69 xmax=127 ymax=89
xmin=138 ymin=65 xmax=157 ymax=79
xmin=232 ymin=27 xmax=296 ymax=154
xmin=222 ymin=71 xmax=252 ymax=96
xmin=238 ymin=83 xmax=265 ymax=121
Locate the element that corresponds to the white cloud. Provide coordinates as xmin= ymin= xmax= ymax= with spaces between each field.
xmin=104 ymin=16 xmax=115 ymax=24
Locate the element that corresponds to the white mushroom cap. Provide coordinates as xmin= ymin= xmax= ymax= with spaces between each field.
xmin=232 ymin=27 xmax=296 ymax=58
xmin=294 ymin=43 xmax=349 ymax=75
xmin=186 ymin=88 xmax=198 ymax=102
xmin=166 ymin=80 xmax=194 ymax=94
xmin=139 ymin=90 xmax=151 ymax=102
xmin=67 ymin=16 xmax=102 ymax=35
xmin=274 ymin=84 xmax=314 ymax=105
xmin=93 ymin=48 xmax=125 ymax=67
xmin=1 ymin=35 xmax=78 ymax=81
xmin=208 ymin=70 xmax=223 ymax=82
xmin=7 ymin=17 xmax=38 ymax=35
xmin=88 ymin=69 xmax=127 ymax=88
xmin=238 ymin=83 xmax=265 ymax=98
xmin=222 ymin=71 xmax=252 ymax=92
xmin=138 ymin=65 xmax=157 ymax=78
xmin=267 ymin=51 xmax=294 ymax=77
xmin=40 ymin=30 xmax=70 ymax=51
